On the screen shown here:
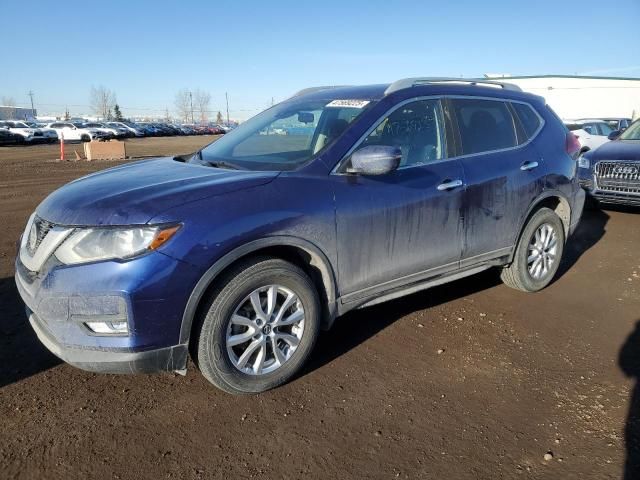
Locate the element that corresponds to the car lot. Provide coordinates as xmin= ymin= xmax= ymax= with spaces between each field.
xmin=0 ymin=135 xmax=639 ymax=479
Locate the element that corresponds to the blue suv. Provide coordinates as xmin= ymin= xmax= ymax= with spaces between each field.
xmin=15 ymin=78 xmax=585 ymax=393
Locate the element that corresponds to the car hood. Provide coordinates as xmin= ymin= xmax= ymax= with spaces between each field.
xmin=589 ymin=140 xmax=640 ymax=162
xmin=36 ymin=157 xmax=279 ymax=225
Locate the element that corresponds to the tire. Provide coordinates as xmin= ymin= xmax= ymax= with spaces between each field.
xmin=501 ymin=207 xmax=565 ymax=292
xmin=194 ymin=256 xmax=320 ymax=394
xmin=81 ymin=134 xmax=91 ymax=142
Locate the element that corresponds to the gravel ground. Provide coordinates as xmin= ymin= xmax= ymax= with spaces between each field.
xmin=0 ymin=137 xmax=639 ymax=479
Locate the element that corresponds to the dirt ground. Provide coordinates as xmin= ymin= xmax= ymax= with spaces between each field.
xmin=0 ymin=137 xmax=639 ymax=480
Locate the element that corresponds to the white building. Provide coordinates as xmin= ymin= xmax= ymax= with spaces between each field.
xmin=0 ymin=105 xmax=37 ymax=120
xmin=484 ymin=75 xmax=640 ymax=120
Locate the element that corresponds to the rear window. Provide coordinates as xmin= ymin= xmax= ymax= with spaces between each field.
xmin=511 ymin=102 xmax=541 ymax=140
xmin=451 ymin=99 xmax=518 ymax=155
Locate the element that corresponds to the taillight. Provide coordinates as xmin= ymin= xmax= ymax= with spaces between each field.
xmin=566 ymin=132 xmax=581 ymax=159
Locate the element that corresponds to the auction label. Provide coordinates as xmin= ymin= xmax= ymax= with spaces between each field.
xmin=326 ymin=100 xmax=370 ymax=108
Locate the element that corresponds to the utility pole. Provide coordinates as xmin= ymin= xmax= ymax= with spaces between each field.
xmin=225 ymin=92 xmax=230 ymax=124
xmin=189 ymin=91 xmax=194 ymax=124
xmin=27 ymin=90 xmax=35 ymax=116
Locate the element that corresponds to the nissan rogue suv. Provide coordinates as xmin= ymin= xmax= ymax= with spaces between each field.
xmin=15 ymin=78 xmax=585 ymax=394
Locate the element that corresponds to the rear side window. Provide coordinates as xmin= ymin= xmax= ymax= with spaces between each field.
xmin=451 ymin=99 xmax=517 ymax=155
xmin=511 ymin=102 xmax=541 ymax=140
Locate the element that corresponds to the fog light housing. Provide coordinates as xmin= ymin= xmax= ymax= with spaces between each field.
xmin=85 ymin=321 xmax=129 ymax=335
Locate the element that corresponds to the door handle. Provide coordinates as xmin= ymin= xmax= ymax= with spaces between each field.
xmin=520 ymin=161 xmax=539 ymax=171
xmin=437 ymin=179 xmax=464 ymax=191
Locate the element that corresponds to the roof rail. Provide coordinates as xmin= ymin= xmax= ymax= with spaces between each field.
xmin=384 ymin=77 xmax=522 ymax=95
xmin=291 ymin=85 xmax=351 ymax=98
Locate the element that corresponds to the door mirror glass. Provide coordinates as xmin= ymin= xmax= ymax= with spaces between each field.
xmin=608 ymin=130 xmax=621 ymax=140
xmin=347 ymin=145 xmax=401 ymax=175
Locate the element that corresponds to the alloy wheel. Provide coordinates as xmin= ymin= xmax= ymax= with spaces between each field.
xmin=226 ymin=285 xmax=305 ymax=375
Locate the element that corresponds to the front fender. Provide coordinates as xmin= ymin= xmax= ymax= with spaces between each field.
xmin=178 ymin=235 xmax=338 ymax=344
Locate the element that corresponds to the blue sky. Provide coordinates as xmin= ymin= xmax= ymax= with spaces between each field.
xmin=1 ymin=0 xmax=639 ymax=120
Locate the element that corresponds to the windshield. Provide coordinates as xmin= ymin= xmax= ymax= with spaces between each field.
xmin=620 ymin=121 xmax=640 ymax=140
xmin=196 ymin=97 xmax=374 ymax=171
xmin=13 ymin=122 xmax=29 ymax=128
xmin=596 ymin=122 xmax=614 ymax=135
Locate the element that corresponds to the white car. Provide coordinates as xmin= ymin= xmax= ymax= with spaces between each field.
xmin=0 ymin=120 xmax=53 ymax=143
xmin=25 ymin=122 xmax=59 ymax=143
xmin=81 ymin=122 xmax=126 ymax=139
xmin=45 ymin=122 xmax=107 ymax=142
xmin=105 ymin=121 xmax=144 ymax=137
xmin=565 ymin=119 xmax=615 ymax=153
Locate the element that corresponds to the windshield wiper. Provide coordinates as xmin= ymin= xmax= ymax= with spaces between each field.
xmin=203 ymin=160 xmax=245 ymax=170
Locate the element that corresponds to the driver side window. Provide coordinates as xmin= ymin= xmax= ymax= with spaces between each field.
xmin=359 ymin=99 xmax=445 ymax=168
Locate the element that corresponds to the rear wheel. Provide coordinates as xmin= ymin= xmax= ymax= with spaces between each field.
xmin=81 ymin=134 xmax=91 ymax=142
xmin=501 ymin=207 xmax=565 ymax=292
xmin=194 ymin=256 xmax=320 ymax=394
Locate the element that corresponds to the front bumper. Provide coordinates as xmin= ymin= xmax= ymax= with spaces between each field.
xmin=14 ymin=250 xmax=196 ymax=374
xmin=28 ymin=308 xmax=187 ymax=374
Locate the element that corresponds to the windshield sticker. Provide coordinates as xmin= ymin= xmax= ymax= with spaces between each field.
xmin=326 ymin=99 xmax=370 ymax=108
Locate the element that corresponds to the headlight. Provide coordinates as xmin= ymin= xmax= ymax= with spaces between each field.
xmin=578 ymin=156 xmax=590 ymax=169
xmin=55 ymin=225 xmax=180 ymax=265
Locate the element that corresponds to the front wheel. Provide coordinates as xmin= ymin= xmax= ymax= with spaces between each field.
xmin=501 ymin=207 xmax=565 ymax=292
xmin=194 ymin=256 xmax=320 ymax=394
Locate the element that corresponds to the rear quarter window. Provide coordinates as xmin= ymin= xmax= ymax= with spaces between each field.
xmin=511 ymin=102 xmax=541 ymax=141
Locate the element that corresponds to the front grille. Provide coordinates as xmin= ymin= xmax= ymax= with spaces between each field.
xmin=595 ymin=161 xmax=640 ymax=195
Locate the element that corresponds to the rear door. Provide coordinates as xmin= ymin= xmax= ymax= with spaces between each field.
xmin=332 ymin=98 xmax=466 ymax=300
xmin=449 ymin=97 xmax=545 ymax=263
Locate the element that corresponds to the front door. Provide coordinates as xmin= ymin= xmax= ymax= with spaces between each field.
xmin=331 ymin=98 xmax=465 ymax=301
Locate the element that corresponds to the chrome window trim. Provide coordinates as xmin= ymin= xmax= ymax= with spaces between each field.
xmin=331 ymin=95 xmax=546 ymax=175
xmin=445 ymin=95 xmax=545 ymax=160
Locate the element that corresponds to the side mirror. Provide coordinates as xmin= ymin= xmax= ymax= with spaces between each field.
xmin=608 ymin=130 xmax=621 ymax=140
xmin=347 ymin=145 xmax=402 ymax=175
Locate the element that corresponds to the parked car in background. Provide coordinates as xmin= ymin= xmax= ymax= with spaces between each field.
xmin=25 ymin=122 xmax=59 ymax=143
xmin=105 ymin=121 xmax=144 ymax=137
xmin=0 ymin=120 xmax=50 ymax=143
xmin=578 ymin=118 xmax=640 ymax=206
xmin=16 ymin=78 xmax=585 ymax=394
xmin=0 ymin=128 xmax=26 ymax=146
xmin=565 ymin=119 xmax=615 ymax=154
xmin=78 ymin=122 xmax=120 ymax=139
xmin=45 ymin=122 xmax=108 ymax=142
xmin=601 ymin=117 xmax=634 ymax=132
xmin=178 ymin=125 xmax=198 ymax=135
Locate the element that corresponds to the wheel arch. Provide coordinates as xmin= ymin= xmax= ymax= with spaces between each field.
xmin=179 ymin=236 xmax=338 ymax=346
xmin=509 ymin=191 xmax=571 ymax=263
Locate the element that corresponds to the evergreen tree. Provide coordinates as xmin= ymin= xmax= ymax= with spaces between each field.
xmin=113 ymin=104 xmax=124 ymax=121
